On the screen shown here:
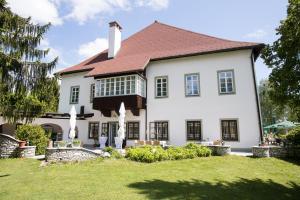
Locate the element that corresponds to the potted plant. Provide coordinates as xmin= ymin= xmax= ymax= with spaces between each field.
xmin=57 ymin=141 xmax=67 ymax=148
xmin=72 ymin=139 xmax=81 ymax=148
xmin=18 ymin=140 xmax=26 ymax=147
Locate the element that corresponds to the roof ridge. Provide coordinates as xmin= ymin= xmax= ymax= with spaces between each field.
xmin=155 ymin=21 xmax=255 ymax=44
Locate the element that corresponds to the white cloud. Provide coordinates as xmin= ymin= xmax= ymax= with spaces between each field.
xmin=65 ymin=0 xmax=131 ymax=25
xmin=135 ymin=0 xmax=169 ymax=10
xmin=78 ymin=38 xmax=108 ymax=58
xmin=7 ymin=0 xmax=63 ymax=25
xmin=244 ymin=29 xmax=268 ymax=39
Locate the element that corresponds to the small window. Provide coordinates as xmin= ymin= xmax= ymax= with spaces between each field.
xmin=70 ymin=86 xmax=80 ymax=104
xmin=218 ymin=70 xmax=235 ymax=94
xmin=155 ymin=76 xmax=168 ymax=98
xmin=221 ymin=120 xmax=238 ymax=141
xmin=127 ymin=122 xmax=139 ymax=140
xmin=88 ymin=122 xmax=99 ymax=139
xmin=186 ymin=121 xmax=201 ymax=140
xmin=90 ymin=84 xmax=95 ymax=103
xmin=185 ymin=74 xmax=200 ymax=96
xmin=154 ymin=121 xmax=168 ymax=140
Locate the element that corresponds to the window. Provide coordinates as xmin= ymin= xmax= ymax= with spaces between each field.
xmin=186 ymin=121 xmax=201 ymax=140
xmin=95 ymin=75 xmax=145 ymax=97
xmin=127 ymin=122 xmax=139 ymax=140
xmin=155 ymin=76 xmax=168 ymax=98
xmin=90 ymin=84 xmax=95 ymax=103
xmin=218 ymin=70 xmax=235 ymax=94
xmin=101 ymin=123 xmax=108 ymax=137
xmin=70 ymin=86 xmax=79 ymax=104
xmin=88 ymin=122 xmax=99 ymax=139
xmin=221 ymin=120 xmax=238 ymax=141
xmin=154 ymin=121 xmax=168 ymax=140
xmin=185 ymin=74 xmax=200 ymax=96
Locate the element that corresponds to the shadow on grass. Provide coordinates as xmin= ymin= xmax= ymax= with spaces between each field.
xmin=0 ymin=174 xmax=10 ymax=178
xmin=278 ymin=158 xmax=300 ymax=166
xmin=128 ymin=178 xmax=300 ymax=200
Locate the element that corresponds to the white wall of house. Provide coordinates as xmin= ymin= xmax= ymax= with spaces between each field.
xmin=146 ymin=49 xmax=260 ymax=149
xmin=1 ymin=49 xmax=261 ymax=149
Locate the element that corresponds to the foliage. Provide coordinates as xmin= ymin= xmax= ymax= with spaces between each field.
xmin=258 ymin=79 xmax=296 ymax=126
xmin=72 ymin=139 xmax=81 ymax=146
xmin=103 ymin=146 xmax=122 ymax=159
xmin=125 ymin=144 xmax=211 ymax=163
xmin=285 ymin=126 xmax=300 ymax=146
xmin=103 ymin=146 xmax=114 ymax=154
xmin=261 ymin=0 xmax=300 ymax=121
xmin=15 ymin=124 xmax=50 ymax=155
xmin=0 ymin=0 xmax=58 ymax=124
xmin=110 ymin=150 xmax=123 ymax=159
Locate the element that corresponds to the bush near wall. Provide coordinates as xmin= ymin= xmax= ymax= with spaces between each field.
xmin=285 ymin=126 xmax=300 ymax=146
xmin=16 ymin=124 xmax=50 ymax=155
xmin=125 ymin=143 xmax=211 ymax=163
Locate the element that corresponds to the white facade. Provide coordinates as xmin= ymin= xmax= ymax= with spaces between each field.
xmin=0 ymin=49 xmax=261 ymax=149
xmin=146 ymin=50 xmax=260 ymax=148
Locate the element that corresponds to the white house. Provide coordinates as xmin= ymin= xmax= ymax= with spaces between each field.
xmin=0 ymin=21 xmax=264 ymax=150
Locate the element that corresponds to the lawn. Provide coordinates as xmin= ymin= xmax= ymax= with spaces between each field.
xmin=0 ymin=156 xmax=299 ymax=200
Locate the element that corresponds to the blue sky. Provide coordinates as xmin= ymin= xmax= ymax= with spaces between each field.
xmin=7 ymin=0 xmax=288 ymax=82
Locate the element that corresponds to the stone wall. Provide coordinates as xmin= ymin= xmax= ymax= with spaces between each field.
xmin=252 ymin=146 xmax=300 ymax=158
xmin=207 ymin=145 xmax=231 ymax=156
xmin=45 ymin=147 xmax=102 ymax=162
xmin=0 ymin=134 xmax=20 ymax=158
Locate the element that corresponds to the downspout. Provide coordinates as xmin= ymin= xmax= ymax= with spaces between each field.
xmin=144 ymin=71 xmax=148 ymax=140
xmin=250 ymin=51 xmax=264 ymax=144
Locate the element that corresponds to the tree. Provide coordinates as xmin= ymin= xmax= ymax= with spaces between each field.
xmin=0 ymin=0 xmax=58 ymax=124
xmin=259 ymin=79 xmax=297 ymax=126
xmin=261 ymin=0 xmax=300 ymax=121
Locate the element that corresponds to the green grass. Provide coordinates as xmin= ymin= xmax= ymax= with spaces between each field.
xmin=0 ymin=156 xmax=300 ymax=200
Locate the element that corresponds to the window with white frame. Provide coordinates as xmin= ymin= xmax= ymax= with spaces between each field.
xmin=155 ymin=76 xmax=168 ymax=98
xmin=95 ymin=75 xmax=145 ymax=97
xmin=185 ymin=73 xmax=200 ymax=96
xmin=70 ymin=86 xmax=79 ymax=104
xmin=90 ymin=84 xmax=95 ymax=103
xmin=218 ymin=70 xmax=235 ymax=94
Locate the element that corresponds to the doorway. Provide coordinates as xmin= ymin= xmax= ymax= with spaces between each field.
xmin=108 ymin=122 xmax=118 ymax=147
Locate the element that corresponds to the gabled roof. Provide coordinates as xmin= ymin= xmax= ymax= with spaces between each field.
xmin=58 ymin=21 xmax=264 ymax=77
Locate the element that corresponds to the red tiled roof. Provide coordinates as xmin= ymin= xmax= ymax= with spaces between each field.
xmin=59 ymin=21 xmax=263 ymax=77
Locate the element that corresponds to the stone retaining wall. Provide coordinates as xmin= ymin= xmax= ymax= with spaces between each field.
xmin=45 ymin=147 xmax=102 ymax=162
xmin=252 ymin=146 xmax=300 ymax=158
xmin=0 ymin=134 xmax=20 ymax=158
xmin=207 ymin=145 xmax=231 ymax=156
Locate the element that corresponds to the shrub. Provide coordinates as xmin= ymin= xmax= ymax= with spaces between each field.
xmin=126 ymin=144 xmax=211 ymax=163
xmin=111 ymin=150 xmax=123 ymax=159
xmin=285 ymin=126 xmax=300 ymax=146
xmin=72 ymin=139 xmax=81 ymax=147
xmin=16 ymin=124 xmax=50 ymax=155
xmin=103 ymin=146 xmax=114 ymax=154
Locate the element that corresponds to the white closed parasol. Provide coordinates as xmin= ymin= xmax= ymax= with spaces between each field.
xmin=117 ymin=102 xmax=126 ymax=139
xmin=69 ymin=105 xmax=77 ymax=140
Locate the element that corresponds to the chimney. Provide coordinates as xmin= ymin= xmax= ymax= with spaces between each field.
xmin=108 ymin=21 xmax=122 ymax=58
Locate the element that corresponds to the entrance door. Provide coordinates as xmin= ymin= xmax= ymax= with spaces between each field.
xmin=108 ymin=122 xmax=118 ymax=146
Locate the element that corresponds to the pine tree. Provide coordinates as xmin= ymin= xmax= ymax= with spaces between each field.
xmin=0 ymin=0 xmax=58 ymax=124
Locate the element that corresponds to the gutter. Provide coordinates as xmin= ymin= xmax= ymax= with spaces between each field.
xmin=250 ymin=51 xmax=264 ymax=143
